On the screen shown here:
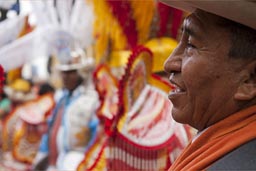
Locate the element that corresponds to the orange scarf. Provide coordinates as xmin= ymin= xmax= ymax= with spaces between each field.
xmin=169 ymin=105 xmax=256 ymax=171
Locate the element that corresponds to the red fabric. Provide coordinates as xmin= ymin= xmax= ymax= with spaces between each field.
xmin=157 ymin=2 xmax=171 ymax=37
xmin=157 ymin=2 xmax=183 ymax=38
xmin=107 ymin=132 xmax=182 ymax=171
xmin=107 ymin=0 xmax=138 ymax=49
xmin=171 ymin=8 xmax=183 ymax=39
xmin=169 ymin=105 xmax=256 ymax=171
xmin=108 ymin=136 xmax=160 ymax=171
xmin=0 ymin=65 xmax=4 ymax=94
xmin=49 ymin=103 xmax=64 ymax=166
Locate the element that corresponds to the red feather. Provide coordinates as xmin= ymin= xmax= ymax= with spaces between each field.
xmin=107 ymin=0 xmax=138 ymax=49
xmin=0 ymin=65 xmax=4 ymax=94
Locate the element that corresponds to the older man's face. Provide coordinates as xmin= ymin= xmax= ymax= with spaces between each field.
xmin=164 ymin=10 xmax=245 ymax=131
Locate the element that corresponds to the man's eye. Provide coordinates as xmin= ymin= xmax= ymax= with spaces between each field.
xmin=186 ymin=42 xmax=196 ymax=49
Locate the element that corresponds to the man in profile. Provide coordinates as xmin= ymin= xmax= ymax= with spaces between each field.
xmin=162 ymin=1 xmax=256 ymax=170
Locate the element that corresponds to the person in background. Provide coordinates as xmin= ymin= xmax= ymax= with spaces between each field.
xmin=0 ymin=78 xmax=38 ymax=170
xmin=0 ymin=92 xmax=11 ymax=120
xmin=161 ymin=1 xmax=256 ymax=170
xmin=0 ymin=92 xmax=11 ymax=150
xmin=1 ymin=78 xmax=36 ymax=151
xmin=33 ymin=49 xmax=99 ymax=171
xmin=3 ymin=79 xmax=35 ymax=109
xmin=37 ymin=83 xmax=55 ymax=96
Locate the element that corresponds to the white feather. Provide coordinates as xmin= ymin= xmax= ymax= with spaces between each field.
xmin=0 ymin=0 xmax=95 ymax=71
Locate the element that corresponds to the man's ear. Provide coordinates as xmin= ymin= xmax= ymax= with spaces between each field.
xmin=234 ymin=61 xmax=256 ymax=101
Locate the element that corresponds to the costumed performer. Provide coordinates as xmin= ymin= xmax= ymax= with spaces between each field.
xmin=33 ymin=49 xmax=100 ymax=171
xmin=2 ymin=78 xmax=36 ymax=152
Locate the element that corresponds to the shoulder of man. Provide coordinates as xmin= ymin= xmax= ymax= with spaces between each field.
xmin=208 ymin=138 xmax=256 ymax=170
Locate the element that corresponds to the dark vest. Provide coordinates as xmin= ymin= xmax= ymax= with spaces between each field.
xmin=208 ymin=139 xmax=256 ymax=170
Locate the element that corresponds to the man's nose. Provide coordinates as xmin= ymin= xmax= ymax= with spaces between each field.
xmin=164 ymin=47 xmax=182 ymax=74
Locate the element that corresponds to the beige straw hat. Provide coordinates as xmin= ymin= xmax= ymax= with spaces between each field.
xmin=160 ymin=0 xmax=256 ymax=29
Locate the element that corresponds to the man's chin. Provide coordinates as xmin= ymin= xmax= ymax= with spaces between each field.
xmin=171 ymin=108 xmax=188 ymax=124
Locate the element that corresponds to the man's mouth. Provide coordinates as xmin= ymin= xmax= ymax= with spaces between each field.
xmin=172 ymin=85 xmax=184 ymax=93
xmin=168 ymin=81 xmax=186 ymax=99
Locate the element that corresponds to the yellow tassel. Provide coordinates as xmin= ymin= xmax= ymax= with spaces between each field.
xmin=92 ymin=0 xmax=128 ymax=64
xmin=130 ymin=0 xmax=156 ymax=44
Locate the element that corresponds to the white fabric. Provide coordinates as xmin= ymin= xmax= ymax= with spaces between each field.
xmin=0 ymin=0 xmax=16 ymax=9
xmin=54 ymin=84 xmax=99 ymax=170
xmin=60 ymin=151 xmax=85 ymax=171
xmin=0 ymin=26 xmax=59 ymax=71
xmin=191 ymin=128 xmax=209 ymax=143
xmin=0 ymin=15 xmax=26 ymax=48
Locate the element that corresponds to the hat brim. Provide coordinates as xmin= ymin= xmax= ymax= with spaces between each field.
xmin=56 ymin=57 xmax=95 ymax=72
xmin=160 ymin=0 xmax=256 ymax=30
xmin=56 ymin=63 xmax=85 ymax=72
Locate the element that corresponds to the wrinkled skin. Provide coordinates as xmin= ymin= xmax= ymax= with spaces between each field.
xmin=164 ymin=10 xmax=255 ymax=131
